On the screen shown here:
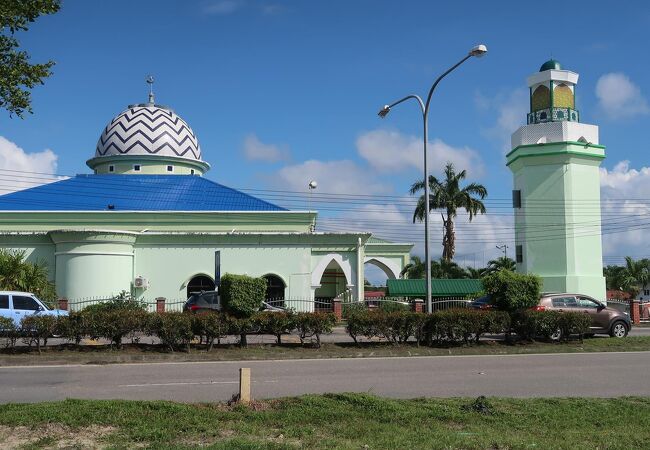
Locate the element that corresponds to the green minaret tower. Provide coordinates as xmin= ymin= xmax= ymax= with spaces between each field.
xmin=507 ymin=60 xmax=607 ymax=301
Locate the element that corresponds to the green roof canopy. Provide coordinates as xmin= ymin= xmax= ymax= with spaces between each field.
xmin=387 ymin=279 xmax=483 ymax=297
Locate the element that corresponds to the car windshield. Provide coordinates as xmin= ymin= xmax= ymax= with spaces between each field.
xmin=33 ymin=296 xmax=50 ymax=310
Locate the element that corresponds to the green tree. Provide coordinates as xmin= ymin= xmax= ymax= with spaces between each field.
xmin=483 ymin=256 xmax=516 ymax=275
xmin=430 ymin=258 xmax=468 ymax=279
xmin=620 ymin=257 xmax=650 ymax=297
xmin=0 ymin=249 xmax=55 ymax=302
xmin=400 ymin=256 xmax=471 ymax=280
xmin=1 ymin=0 xmax=60 ymax=117
xmin=410 ymin=162 xmax=487 ymax=262
xmin=465 ymin=266 xmax=486 ymax=279
xmin=400 ymin=255 xmax=425 ymax=279
xmin=603 ymin=264 xmax=627 ymax=290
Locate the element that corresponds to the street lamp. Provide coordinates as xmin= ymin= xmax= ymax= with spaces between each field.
xmin=378 ymin=44 xmax=487 ymax=314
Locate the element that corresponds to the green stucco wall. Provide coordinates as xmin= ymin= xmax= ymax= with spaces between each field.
xmin=508 ymin=142 xmax=606 ymax=301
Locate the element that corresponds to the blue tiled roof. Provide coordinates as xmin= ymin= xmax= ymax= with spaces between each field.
xmin=0 ymin=175 xmax=286 ymax=211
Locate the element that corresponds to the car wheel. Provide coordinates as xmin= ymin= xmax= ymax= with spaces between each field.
xmin=609 ymin=321 xmax=628 ymax=338
xmin=550 ymin=328 xmax=562 ymax=341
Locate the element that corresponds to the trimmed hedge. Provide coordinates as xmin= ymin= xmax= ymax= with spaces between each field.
xmin=481 ymin=271 xmax=542 ymax=313
xmin=345 ymin=309 xmax=511 ymax=346
xmin=0 ymin=307 xmax=596 ymax=354
xmin=220 ymin=273 xmax=266 ymax=318
xmin=513 ymin=310 xmax=592 ymax=342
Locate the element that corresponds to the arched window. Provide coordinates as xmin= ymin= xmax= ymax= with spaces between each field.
xmin=553 ymin=83 xmax=574 ymax=109
xmin=263 ymin=274 xmax=285 ymax=307
xmin=531 ymin=85 xmax=550 ymax=111
xmin=186 ymin=275 xmax=215 ymax=298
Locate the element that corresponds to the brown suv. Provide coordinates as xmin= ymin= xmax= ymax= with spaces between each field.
xmin=534 ymin=293 xmax=631 ymax=338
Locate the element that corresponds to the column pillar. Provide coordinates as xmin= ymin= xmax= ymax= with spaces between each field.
xmin=630 ymin=300 xmax=641 ymax=325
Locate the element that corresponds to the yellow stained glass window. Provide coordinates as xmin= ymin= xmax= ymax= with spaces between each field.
xmin=554 ymin=83 xmax=574 ymax=109
xmin=531 ymin=85 xmax=550 ymax=111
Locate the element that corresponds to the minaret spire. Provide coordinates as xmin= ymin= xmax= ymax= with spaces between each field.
xmin=146 ymin=75 xmax=155 ymax=104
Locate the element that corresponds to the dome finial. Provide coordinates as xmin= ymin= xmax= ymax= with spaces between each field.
xmin=146 ymin=75 xmax=155 ymax=104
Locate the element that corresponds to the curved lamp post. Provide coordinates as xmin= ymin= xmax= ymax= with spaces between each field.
xmin=378 ymin=44 xmax=487 ymax=314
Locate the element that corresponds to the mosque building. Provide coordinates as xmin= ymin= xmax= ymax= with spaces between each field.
xmin=0 ymin=84 xmax=412 ymax=308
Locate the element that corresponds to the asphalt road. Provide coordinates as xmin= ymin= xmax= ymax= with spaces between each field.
xmin=1 ymin=351 xmax=648 ymax=403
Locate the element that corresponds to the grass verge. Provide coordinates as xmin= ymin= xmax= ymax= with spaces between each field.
xmin=1 ymin=336 xmax=649 ymax=366
xmin=0 ymin=394 xmax=648 ymax=449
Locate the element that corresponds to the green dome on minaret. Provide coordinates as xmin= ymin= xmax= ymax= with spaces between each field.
xmin=539 ymin=59 xmax=561 ymax=71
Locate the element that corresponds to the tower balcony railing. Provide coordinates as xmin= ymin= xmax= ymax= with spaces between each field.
xmin=527 ymin=107 xmax=579 ymax=125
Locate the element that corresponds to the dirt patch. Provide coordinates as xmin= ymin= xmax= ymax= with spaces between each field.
xmin=0 ymin=423 xmax=116 ymax=449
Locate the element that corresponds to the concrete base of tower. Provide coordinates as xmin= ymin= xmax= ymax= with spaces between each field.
xmin=540 ymin=275 xmax=607 ymax=304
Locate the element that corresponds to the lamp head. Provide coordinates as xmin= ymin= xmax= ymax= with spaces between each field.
xmin=378 ymin=105 xmax=391 ymax=118
xmin=469 ymin=44 xmax=488 ymax=57
xmin=308 ymin=180 xmax=318 ymax=190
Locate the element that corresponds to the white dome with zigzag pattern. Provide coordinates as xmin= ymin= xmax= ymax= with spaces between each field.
xmin=95 ymin=104 xmax=202 ymax=161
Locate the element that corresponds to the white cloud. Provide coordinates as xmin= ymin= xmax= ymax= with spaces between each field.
xmin=596 ymin=72 xmax=649 ymax=119
xmin=242 ymin=134 xmax=290 ymax=162
xmin=202 ymin=0 xmax=244 ymax=15
xmin=272 ymin=159 xmax=391 ymax=196
xmin=356 ymin=129 xmax=484 ymax=178
xmin=599 ymin=161 xmax=650 ymax=259
xmin=477 ymin=88 xmax=528 ymax=153
xmin=0 ymin=136 xmax=61 ymax=193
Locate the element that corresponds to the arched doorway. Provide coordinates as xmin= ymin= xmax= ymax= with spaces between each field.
xmin=363 ymin=257 xmax=399 ymax=303
xmin=313 ymin=259 xmax=350 ymax=312
xmin=263 ymin=274 xmax=285 ymax=307
xmin=186 ymin=275 xmax=215 ymax=298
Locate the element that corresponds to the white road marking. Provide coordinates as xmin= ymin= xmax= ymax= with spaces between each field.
xmin=120 ymin=380 xmax=279 ymax=387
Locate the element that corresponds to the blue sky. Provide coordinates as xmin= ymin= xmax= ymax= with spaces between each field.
xmin=1 ymin=0 xmax=650 ymax=278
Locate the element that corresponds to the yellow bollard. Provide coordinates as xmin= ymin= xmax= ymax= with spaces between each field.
xmin=239 ymin=368 xmax=251 ymax=404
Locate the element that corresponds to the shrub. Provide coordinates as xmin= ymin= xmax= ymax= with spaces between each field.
xmin=425 ymin=309 xmax=510 ymax=345
xmin=345 ymin=309 xmax=379 ymax=344
xmin=512 ymin=310 xmax=561 ymax=341
xmin=254 ymin=311 xmax=296 ymax=344
xmin=191 ymin=312 xmax=229 ymax=351
xmin=342 ymin=302 xmax=366 ymax=320
xmin=225 ymin=315 xmax=255 ymax=348
xmin=89 ymin=308 xmax=148 ymax=349
xmin=57 ymin=312 xmax=92 ymax=346
xmin=147 ymin=312 xmax=194 ymax=352
xmin=82 ymin=296 xmax=147 ymax=314
xmin=0 ymin=316 xmax=18 ymax=350
xmin=481 ymin=271 xmax=542 ymax=313
xmin=375 ymin=311 xmax=417 ymax=344
xmin=378 ymin=301 xmax=410 ymax=313
xmin=558 ymin=312 xmax=591 ymax=341
xmin=20 ymin=315 xmax=58 ymax=353
xmin=295 ymin=312 xmax=336 ymax=348
xmin=512 ymin=310 xmax=590 ymax=342
xmin=220 ymin=274 xmax=266 ymax=318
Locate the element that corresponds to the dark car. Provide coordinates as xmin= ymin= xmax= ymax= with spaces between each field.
xmin=534 ymin=293 xmax=631 ymax=338
xmin=183 ymin=291 xmax=221 ymax=313
xmin=469 ymin=295 xmax=493 ymax=310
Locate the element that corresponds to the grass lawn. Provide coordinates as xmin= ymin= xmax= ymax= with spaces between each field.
xmin=0 ymin=394 xmax=648 ymax=449
xmin=1 ymin=336 xmax=650 ymax=366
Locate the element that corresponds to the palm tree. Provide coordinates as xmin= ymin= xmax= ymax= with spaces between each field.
xmin=400 ymin=256 xmax=425 ymax=279
xmin=430 ymin=258 xmax=468 ymax=279
xmin=620 ymin=256 xmax=650 ymax=297
xmin=465 ymin=267 xmax=486 ymax=279
xmin=0 ymin=249 xmax=56 ymax=302
xmin=410 ymin=162 xmax=487 ymax=262
xmin=483 ymin=256 xmax=516 ymax=275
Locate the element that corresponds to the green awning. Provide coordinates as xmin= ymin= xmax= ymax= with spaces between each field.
xmin=387 ymin=279 xmax=483 ymax=297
